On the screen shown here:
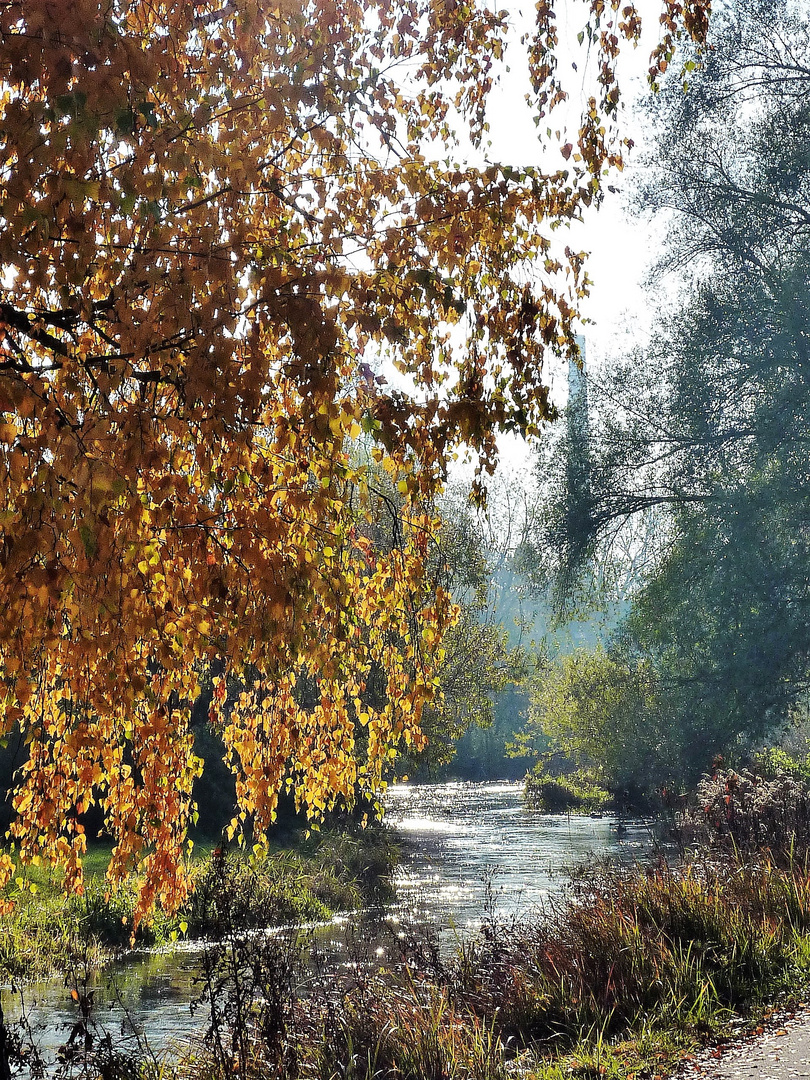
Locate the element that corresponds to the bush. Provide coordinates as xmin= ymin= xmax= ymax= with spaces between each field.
xmin=179 ymin=852 xmax=810 ymax=1080
xmin=525 ymin=766 xmax=612 ymax=813
xmin=183 ymin=850 xmax=333 ymax=938
xmin=677 ymin=766 xmax=810 ymax=865
xmin=753 ymin=746 xmax=810 ymax=786
xmin=314 ymin=826 xmax=398 ymax=899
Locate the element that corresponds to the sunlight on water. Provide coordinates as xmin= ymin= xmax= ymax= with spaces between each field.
xmin=386 ymin=781 xmax=651 ymax=938
xmin=393 ymin=816 xmax=475 ymax=834
xmin=3 ymin=781 xmax=652 ymax=1057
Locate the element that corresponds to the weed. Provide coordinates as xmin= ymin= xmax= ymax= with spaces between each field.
xmin=525 ymin=768 xmax=612 ymax=813
xmin=0 ymin=829 xmax=396 ymax=982
xmin=677 ymin=765 xmax=810 ymax=865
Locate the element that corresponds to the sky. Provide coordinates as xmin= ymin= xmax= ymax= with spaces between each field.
xmin=482 ymin=1 xmax=667 ymax=366
xmin=468 ymin=1 xmax=669 ymax=473
xmin=376 ymin=2 xmax=675 ymax=482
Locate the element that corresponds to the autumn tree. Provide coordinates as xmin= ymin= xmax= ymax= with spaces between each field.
xmin=0 ymin=0 xmax=709 ymax=916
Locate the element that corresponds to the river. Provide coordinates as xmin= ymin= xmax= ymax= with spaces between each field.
xmin=3 ymin=781 xmax=652 ymax=1060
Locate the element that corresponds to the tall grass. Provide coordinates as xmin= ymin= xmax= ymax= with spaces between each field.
xmin=0 ymin=828 xmax=398 ymax=981
xmin=448 ymin=857 xmax=810 ymax=1043
xmin=177 ymin=855 xmax=810 ymax=1080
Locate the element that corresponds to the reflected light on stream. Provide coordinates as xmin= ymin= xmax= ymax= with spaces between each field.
xmin=2 ymin=781 xmax=653 ymax=1058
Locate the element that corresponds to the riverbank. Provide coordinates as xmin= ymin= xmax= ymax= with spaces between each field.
xmin=0 ymin=826 xmax=397 ymax=982
xmin=6 ymin=778 xmax=810 ymax=1080
xmin=164 ymin=852 xmax=810 ymax=1080
xmin=20 ymin=847 xmax=810 ymax=1080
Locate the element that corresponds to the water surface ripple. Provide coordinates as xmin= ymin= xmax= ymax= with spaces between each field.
xmin=387 ymin=781 xmax=652 ymax=934
xmin=3 ymin=781 xmax=652 ymax=1056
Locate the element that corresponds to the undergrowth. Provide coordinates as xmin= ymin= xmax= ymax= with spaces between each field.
xmin=162 ymin=852 xmax=810 ymax=1080
xmin=0 ymin=827 xmax=397 ymax=981
xmin=524 ymin=765 xmax=613 ymax=813
xmin=677 ymin=764 xmax=810 ymax=865
xmin=6 ymin=850 xmax=810 ymax=1079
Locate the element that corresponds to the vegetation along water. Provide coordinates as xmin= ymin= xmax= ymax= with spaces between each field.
xmin=5 ymin=777 xmax=810 ymax=1080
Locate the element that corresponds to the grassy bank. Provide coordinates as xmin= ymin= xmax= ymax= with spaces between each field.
xmin=0 ymin=827 xmax=397 ymax=982
xmin=6 ymin=843 xmax=810 ymax=1079
xmin=9 ymin=766 xmax=810 ymax=1079
xmin=170 ymin=853 xmax=810 ymax=1080
xmin=524 ymin=763 xmax=614 ymax=813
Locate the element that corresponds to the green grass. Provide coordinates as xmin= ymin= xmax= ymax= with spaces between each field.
xmin=525 ymin=766 xmax=613 ymax=813
xmin=6 ymin=847 xmax=810 ymax=1080
xmin=0 ymin=828 xmax=398 ymax=981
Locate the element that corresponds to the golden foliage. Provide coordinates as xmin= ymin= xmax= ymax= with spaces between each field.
xmin=0 ymin=0 xmax=708 ymax=917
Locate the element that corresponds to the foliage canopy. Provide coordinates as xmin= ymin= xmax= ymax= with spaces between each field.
xmin=0 ymin=0 xmax=707 ymax=914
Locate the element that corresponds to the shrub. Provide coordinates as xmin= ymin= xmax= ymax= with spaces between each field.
xmin=525 ymin=767 xmax=612 ymax=813
xmin=180 ymin=853 xmax=810 ymax=1080
xmin=677 ymin=766 xmax=810 ymax=865
xmin=314 ymin=826 xmax=399 ymax=899
xmin=183 ymin=850 xmax=333 ymax=938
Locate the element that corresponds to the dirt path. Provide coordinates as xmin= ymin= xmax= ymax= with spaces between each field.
xmin=673 ymin=1006 xmax=810 ymax=1078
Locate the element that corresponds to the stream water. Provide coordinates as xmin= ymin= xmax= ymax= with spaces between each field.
xmin=3 ymin=781 xmax=653 ymax=1059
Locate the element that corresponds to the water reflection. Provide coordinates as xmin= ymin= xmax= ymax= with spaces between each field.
xmin=387 ymin=781 xmax=651 ymax=937
xmin=5 ymin=948 xmax=206 ymax=1058
xmin=2 ymin=781 xmax=653 ymax=1055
